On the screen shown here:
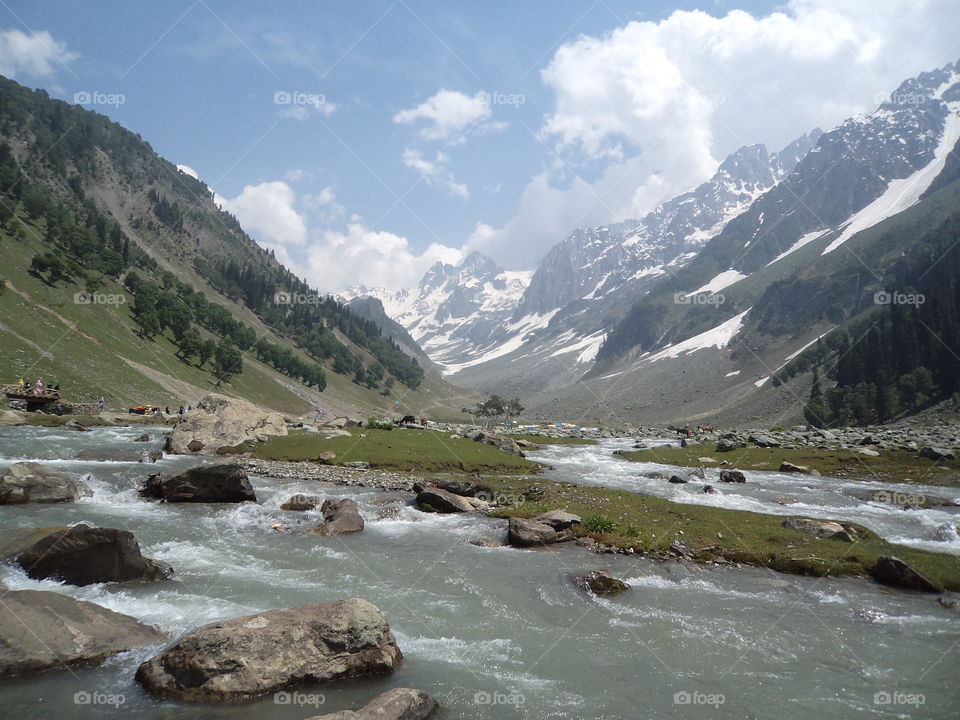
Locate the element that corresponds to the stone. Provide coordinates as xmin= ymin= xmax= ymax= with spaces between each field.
xmin=0 ymin=462 xmax=92 ymax=504
xmin=136 ymin=598 xmax=401 ymax=701
xmin=281 ymin=494 xmax=320 ymax=511
xmin=719 ymin=470 xmax=746 ymax=483
xmin=305 ymin=688 xmax=439 ymax=720
xmin=779 ymin=462 xmax=819 ymax=476
xmin=702 ymin=485 xmax=718 ymax=494
xmin=871 ymin=556 xmax=944 ymax=593
xmin=668 ymin=474 xmax=688 ymax=484
xmin=319 ymin=451 xmax=338 ymax=463
xmin=781 ymin=518 xmax=853 ymax=541
xmin=749 ymin=434 xmax=781 ymax=448
xmin=313 ymin=499 xmax=364 ymax=536
xmin=416 ymin=487 xmax=476 ymax=513
xmin=342 ymin=461 xmax=370 ymax=470
xmin=7 ymin=525 xmax=173 ymax=585
xmin=0 ymin=589 xmax=165 ymax=677
xmin=507 ymin=517 xmax=573 ymax=547
xmin=576 ymin=570 xmax=630 ymax=596
xmin=139 ymin=464 xmax=256 ymax=503
xmin=412 ymin=478 xmax=492 ymax=499
xmin=134 ymin=433 xmax=151 ymax=442
xmin=920 ymin=446 xmax=955 ymax=461
xmin=856 ymin=448 xmax=880 ymax=457
xmin=534 ymin=510 xmax=582 ymax=531
xmin=716 ymin=438 xmax=741 ymax=452
xmin=164 ymin=394 xmax=287 ymax=455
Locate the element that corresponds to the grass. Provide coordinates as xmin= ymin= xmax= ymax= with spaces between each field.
xmin=622 ymin=443 xmax=960 ymax=487
xmin=252 ymin=428 xmax=543 ymax=474
xmin=507 ymin=434 xmax=597 ymax=446
xmin=481 ymin=475 xmax=960 ymax=590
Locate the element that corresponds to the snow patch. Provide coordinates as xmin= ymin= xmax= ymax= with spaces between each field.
xmin=766 ymin=230 xmax=829 ymax=267
xmin=646 ymin=309 xmax=751 ymax=363
xmin=685 ymin=270 xmax=747 ymax=296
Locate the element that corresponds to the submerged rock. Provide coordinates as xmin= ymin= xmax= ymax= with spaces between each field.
xmin=281 ymin=494 xmax=320 ymax=511
xmin=164 ymin=393 xmax=287 ymax=455
xmin=871 ymin=556 xmax=944 ymax=593
xmin=576 ymin=570 xmax=630 ymax=596
xmin=313 ymin=498 xmax=365 ymax=536
xmin=7 ymin=525 xmax=173 ymax=585
xmin=306 ymin=688 xmax=439 ymax=720
xmin=0 ymin=589 xmax=165 ymax=677
xmin=779 ymin=462 xmax=819 ymax=476
xmin=139 ymin=464 xmax=256 ymax=503
xmin=0 ymin=462 xmax=92 ymax=504
xmin=136 ymin=598 xmax=402 ymax=702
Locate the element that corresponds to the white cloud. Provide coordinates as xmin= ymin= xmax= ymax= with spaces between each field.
xmin=471 ymin=0 xmax=960 ymax=269
xmin=393 ymin=88 xmax=492 ymax=141
xmin=305 ymin=221 xmax=464 ymax=292
xmin=302 ymin=185 xmax=345 ymax=222
xmin=401 ymin=148 xmax=469 ymax=198
xmin=284 ymin=168 xmax=314 ymax=182
xmin=0 ymin=29 xmax=77 ymax=79
xmin=215 ymin=181 xmax=307 ymax=246
xmin=176 ymin=164 xmax=199 ymax=179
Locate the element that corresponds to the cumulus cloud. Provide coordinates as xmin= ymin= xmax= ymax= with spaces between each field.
xmin=284 ymin=168 xmax=314 ymax=182
xmin=305 ymin=221 xmax=464 ymax=292
xmin=402 ymin=148 xmax=469 ymax=198
xmin=215 ymin=180 xmax=307 ymax=245
xmin=0 ymin=29 xmax=77 ymax=78
xmin=470 ymin=0 xmax=960 ymax=269
xmin=302 ymin=186 xmax=345 ymax=223
xmin=393 ymin=88 xmax=492 ymax=141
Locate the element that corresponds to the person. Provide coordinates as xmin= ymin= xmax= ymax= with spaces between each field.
xmin=98 ymin=397 xmax=105 ymax=410
xmin=35 ymin=379 xmax=44 ymax=394
xmin=178 ymin=405 xmax=184 ymax=415
xmin=17 ymin=378 xmax=24 ymax=388
xmin=165 ymin=406 xmax=170 ymax=415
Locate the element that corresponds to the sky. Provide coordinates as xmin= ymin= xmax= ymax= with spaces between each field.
xmin=2 ymin=0 xmax=959 ymax=292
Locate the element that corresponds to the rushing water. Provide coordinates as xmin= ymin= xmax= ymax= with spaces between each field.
xmin=0 ymin=426 xmax=957 ymax=719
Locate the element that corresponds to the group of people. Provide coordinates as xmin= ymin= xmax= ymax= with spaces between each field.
xmin=16 ymin=378 xmax=58 ymax=395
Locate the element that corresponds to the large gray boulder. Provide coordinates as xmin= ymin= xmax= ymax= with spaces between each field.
xmin=920 ymin=446 xmax=955 ymax=461
xmin=719 ymin=469 xmax=747 ymax=483
xmin=412 ymin=478 xmax=492 ymax=499
xmin=782 ymin=518 xmax=853 ymax=541
xmin=534 ymin=510 xmax=581 ymax=531
xmin=139 ymin=464 xmax=256 ymax=503
xmin=136 ymin=598 xmax=402 ymax=702
xmin=163 ymin=394 xmax=287 ymax=455
xmin=0 ymin=589 xmax=165 ymax=677
xmin=507 ymin=517 xmax=574 ymax=547
xmin=306 ymin=688 xmax=439 ymax=719
xmin=576 ymin=570 xmax=630 ymax=596
xmin=7 ymin=525 xmax=173 ymax=586
xmin=0 ymin=462 xmax=92 ymax=504
xmin=416 ymin=487 xmax=480 ymax=513
xmin=871 ymin=556 xmax=943 ymax=593
xmin=313 ymin=499 xmax=365 ymax=536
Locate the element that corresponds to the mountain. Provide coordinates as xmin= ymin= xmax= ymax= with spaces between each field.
xmin=341 ymin=251 xmax=533 ymax=374
xmin=0 ymin=76 xmax=468 ymax=420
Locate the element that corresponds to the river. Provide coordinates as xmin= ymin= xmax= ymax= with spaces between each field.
xmin=0 ymin=425 xmax=957 ymax=719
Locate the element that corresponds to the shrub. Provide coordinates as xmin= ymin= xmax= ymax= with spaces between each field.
xmin=366 ymin=417 xmax=393 ymax=431
xmin=583 ymin=514 xmax=618 ymax=534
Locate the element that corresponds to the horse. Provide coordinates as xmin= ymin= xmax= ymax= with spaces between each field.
xmin=697 ymin=425 xmax=715 ymax=434
xmin=398 ymin=415 xmax=416 ymax=425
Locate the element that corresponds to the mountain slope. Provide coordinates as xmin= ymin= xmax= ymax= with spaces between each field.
xmin=0 ymin=76 xmax=469 ymax=420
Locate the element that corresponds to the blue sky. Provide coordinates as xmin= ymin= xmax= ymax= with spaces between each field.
xmin=2 ymin=1 xmax=958 ymax=291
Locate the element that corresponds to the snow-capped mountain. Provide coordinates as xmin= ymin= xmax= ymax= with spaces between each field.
xmin=340 ymin=252 xmax=533 ymax=374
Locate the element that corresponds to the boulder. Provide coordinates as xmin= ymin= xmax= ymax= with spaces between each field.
xmin=719 ymin=469 xmax=746 ymax=483
xmin=871 ymin=556 xmax=944 ymax=593
xmin=668 ymin=474 xmax=688 ymax=484
xmin=281 ymin=494 xmax=320 ymax=511
xmin=135 ymin=598 xmax=401 ymax=701
xmin=319 ymin=451 xmax=338 ymax=463
xmin=412 ymin=478 xmax=492 ymax=499
xmin=715 ymin=438 xmax=741 ymax=452
xmin=0 ymin=462 xmax=92 ymax=504
xmin=134 ymin=433 xmax=151 ymax=442
xmin=781 ymin=518 xmax=853 ymax=541
xmin=415 ymin=487 xmax=477 ymax=513
xmin=749 ymin=434 xmax=780 ymax=448
xmin=576 ymin=570 xmax=630 ymax=596
xmin=0 ymin=589 xmax=165 ymax=677
xmin=507 ymin=517 xmax=573 ymax=547
xmin=920 ymin=446 xmax=955 ymax=461
xmin=779 ymin=462 xmax=819 ymax=476
xmin=305 ymin=688 xmax=438 ymax=720
xmin=163 ymin=394 xmax=287 ymax=455
xmin=8 ymin=525 xmax=173 ymax=585
xmin=342 ymin=461 xmax=370 ymax=470
xmin=314 ymin=499 xmax=365 ymax=536
xmin=534 ymin=510 xmax=581 ymax=531
xmin=702 ymin=485 xmax=718 ymax=494
xmin=139 ymin=464 xmax=256 ymax=503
